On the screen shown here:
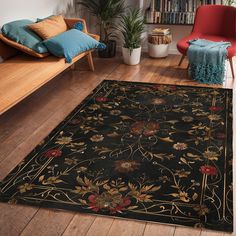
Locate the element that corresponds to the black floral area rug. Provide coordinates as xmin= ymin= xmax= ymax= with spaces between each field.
xmin=0 ymin=80 xmax=233 ymax=232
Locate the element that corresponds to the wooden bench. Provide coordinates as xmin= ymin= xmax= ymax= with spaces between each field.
xmin=0 ymin=18 xmax=98 ymax=115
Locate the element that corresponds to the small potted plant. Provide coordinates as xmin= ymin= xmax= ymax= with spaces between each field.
xmin=78 ymin=0 xmax=125 ymax=58
xmin=119 ymin=8 xmax=145 ymax=65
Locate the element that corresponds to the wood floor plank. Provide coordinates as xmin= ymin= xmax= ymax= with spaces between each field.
xmin=126 ymin=56 xmax=166 ymax=83
xmin=62 ymin=214 xmax=96 ymax=236
xmin=85 ymin=217 xmax=114 ymax=236
xmin=91 ymin=56 xmax=121 ymax=77
xmin=174 ymin=227 xmax=201 ymax=236
xmin=107 ymin=63 xmax=142 ymax=82
xmin=20 ymin=209 xmax=74 ymax=236
xmin=143 ymin=223 xmax=175 ymax=236
xmin=107 ymin=219 xmax=146 ymax=236
xmin=0 ymin=203 xmax=37 ymax=236
xmin=200 ymin=231 xmax=225 ymax=236
xmin=151 ymin=55 xmax=178 ymax=83
xmin=224 ymin=232 xmax=235 ymax=236
xmin=69 ymin=57 xmax=121 ymax=92
xmin=69 ymin=70 xmax=104 ymax=91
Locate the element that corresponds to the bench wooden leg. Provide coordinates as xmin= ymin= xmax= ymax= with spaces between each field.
xmin=229 ymin=58 xmax=235 ymax=79
xmin=87 ymin=52 xmax=95 ymax=72
xmin=178 ymin=55 xmax=185 ymax=66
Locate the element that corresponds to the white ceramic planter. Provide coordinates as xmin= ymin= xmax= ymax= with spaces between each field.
xmin=122 ymin=47 xmax=141 ymax=66
xmin=148 ymin=43 xmax=170 ymax=58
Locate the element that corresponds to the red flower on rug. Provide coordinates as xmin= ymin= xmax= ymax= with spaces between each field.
xmin=88 ymin=192 xmax=131 ymax=214
xmin=209 ymin=106 xmax=223 ymax=112
xmin=217 ymin=133 xmax=226 ymax=139
xmin=95 ymin=97 xmax=109 ymax=102
xmin=131 ymin=121 xmax=160 ymax=136
xmin=200 ymin=166 xmax=218 ymax=176
xmin=43 ymin=149 xmax=62 ymax=158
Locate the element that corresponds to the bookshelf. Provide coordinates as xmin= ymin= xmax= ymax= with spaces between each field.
xmin=145 ymin=0 xmax=224 ymax=25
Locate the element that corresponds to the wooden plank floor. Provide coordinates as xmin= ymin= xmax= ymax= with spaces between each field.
xmin=0 ymin=54 xmax=235 ymax=236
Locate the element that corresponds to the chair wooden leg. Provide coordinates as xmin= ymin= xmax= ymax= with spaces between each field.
xmin=229 ymin=58 xmax=235 ymax=79
xmin=187 ymin=62 xmax=190 ymax=70
xmin=87 ymin=52 xmax=95 ymax=72
xmin=178 ymin=55 xmax=185 ymax=66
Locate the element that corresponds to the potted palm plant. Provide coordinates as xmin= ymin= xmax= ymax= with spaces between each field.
xmin=78 ymin=0 xmax=125 ymax=58
xmin=225 ymin=0 xmax=236 ymax=5
xmin=119 ymin=9 xmax=145 ymax=65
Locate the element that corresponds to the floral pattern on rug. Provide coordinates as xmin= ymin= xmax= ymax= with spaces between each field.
xmin=0 ymin=80 xmax=233 ymax=232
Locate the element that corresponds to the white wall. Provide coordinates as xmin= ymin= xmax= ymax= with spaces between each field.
xmin=0 ymin=0 xmax=76 ymax=27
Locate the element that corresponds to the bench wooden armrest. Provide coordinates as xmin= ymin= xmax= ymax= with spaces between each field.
xmin=64 ymin=18 xmax=100 ymax=41
xmin=88 ymin=33 xmax=100 ymax=41
xmin=64 ymin=18 xmax=88 ymax=33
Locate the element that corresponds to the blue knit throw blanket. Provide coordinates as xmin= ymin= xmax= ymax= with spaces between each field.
xmin=187 ymin=39 xmax=231 ymax=84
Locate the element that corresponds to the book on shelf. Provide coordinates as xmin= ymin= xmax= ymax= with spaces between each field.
xmin=152 ymin=27 xmax=170 ymax=35
xmin=145 ymin=0 xmax=223 ymax=25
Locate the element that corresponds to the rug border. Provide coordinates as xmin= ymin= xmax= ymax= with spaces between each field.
xmin=0 ymin=80 xmax=233 ymax=233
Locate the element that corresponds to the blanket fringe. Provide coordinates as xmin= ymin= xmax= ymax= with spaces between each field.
xmin=189 ymin=63 xmax=226 ymax=85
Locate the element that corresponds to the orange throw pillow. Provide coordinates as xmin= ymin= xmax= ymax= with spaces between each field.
xmin=0 ymin=34 xmax=49 ymax=58
xmin=29 ymin=15 xmax=68 ymax=40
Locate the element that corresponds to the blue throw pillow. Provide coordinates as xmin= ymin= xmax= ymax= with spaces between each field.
xmin=43 ymin=29 xmax=106 ymax=63
xmin=73 ymin=22 xmax=84 ymax=31
xmin=2 ymin=19 xmax=48 ymax=54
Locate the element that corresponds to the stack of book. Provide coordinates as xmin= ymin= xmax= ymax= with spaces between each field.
xmin=148 ymin=28 xmax=172 ymax=45
xmin=145 ymin=0 xmax=223 ymax=25
xmin=152 ymin=28 xmax=170 ymax=35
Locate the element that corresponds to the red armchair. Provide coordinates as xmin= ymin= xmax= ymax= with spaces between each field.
xmin=177 ymin=5 xmax=236 ymax=79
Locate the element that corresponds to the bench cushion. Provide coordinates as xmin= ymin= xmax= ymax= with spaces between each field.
xmin=29 ymin=15 xmax=68 ymax=40
xmin=43 ymin=29 xmax=105 ymax=63
xmin=2 ymin=19 xmax=48 ymax=54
